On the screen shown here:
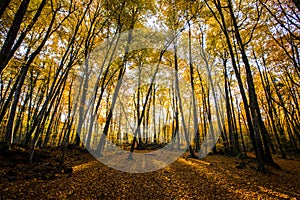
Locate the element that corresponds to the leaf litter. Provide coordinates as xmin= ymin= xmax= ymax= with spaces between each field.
xmin=0 ymin=147 xmax=299 ymax=199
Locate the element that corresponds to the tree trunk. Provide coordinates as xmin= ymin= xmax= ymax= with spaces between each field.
xmin=0 ymin=0 xmax=30 ymax=74
xmin=204 ymin=0 xmax=266 ymax=171
xmin=173 ymin=41 xmax=197 ymax=158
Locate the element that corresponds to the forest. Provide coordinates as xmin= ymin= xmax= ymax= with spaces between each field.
xmin=0 ymin=0 xmax=299 ymax=199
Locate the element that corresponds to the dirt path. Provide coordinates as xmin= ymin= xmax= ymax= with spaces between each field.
xmin=1 ymin=153 xmax=299 ymax=199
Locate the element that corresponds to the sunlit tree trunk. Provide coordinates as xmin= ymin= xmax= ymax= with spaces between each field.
xmin=153 ymin=86 xmax=157 ymax=145
xmin=97 ymin=16 xmax=133 ymax=154
xmin=187 ymin=21 xmax=200 ymax=153
xmin=173 ymin=41 xmax=197 ymax=158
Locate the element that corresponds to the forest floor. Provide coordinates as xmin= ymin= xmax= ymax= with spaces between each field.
xmin=0 ymin=146 xmax=299 ymax=199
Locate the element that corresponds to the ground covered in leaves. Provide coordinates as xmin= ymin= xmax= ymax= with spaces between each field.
xmin=0 ymin=146 xmax=299 ymax=199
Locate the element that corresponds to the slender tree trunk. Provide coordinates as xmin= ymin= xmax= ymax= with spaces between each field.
xmin=187 ymin=21 xmax=200 ymax=153
xmin=153 ymin=86 xmax=157 ymax=145
xmin=5 ymin=10 xmax=57 ymax=144
xmin=226 ymin=0 xmax=278 ymax=168
xmin=237 ymin=99 xmax=247 ymax=156
xmin=224 ymin=58 xmax=234 ymax=151
xmin=204 ymin=0 xmax=266 ymax=171
xmin=228 ymin=75 xmax=240 ymax=152
xmin=75 ymin=54 xmax=91 ymax=146
xmin=173 ymin=41 xmax=197 ymax=158
xmin=97 ymin=12 xmax=134 ymax=153
xmin=0 ymin=0 xmax=30 ymax=74
xmin=97 ymin=56 xmax=127 ymax=154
